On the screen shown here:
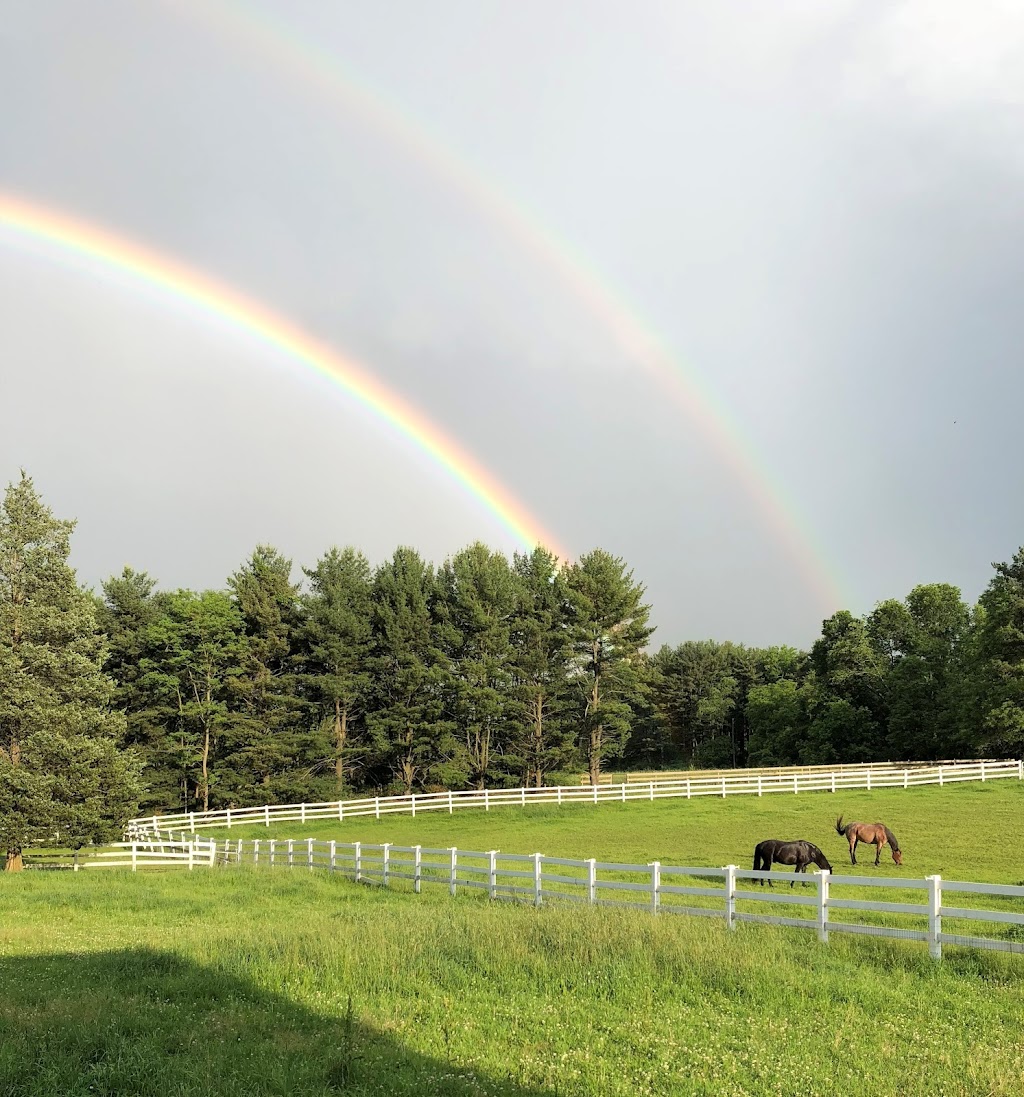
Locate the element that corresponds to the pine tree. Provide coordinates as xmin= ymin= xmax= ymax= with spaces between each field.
xmin=0 ymin=474 xmax=141 ymax=869
xmin=510 ymin=547 xmax=576 ymax=786
xmin=436 ymin=544 xmax=520 ymax=788
xmin=226 ymin=546 xmax=308 ymax=801
xmin=300 ymin=547 xmax=373 ymax=794
xmin=976 ymin=548 xmax=1024 ymax=756
xmin=139 ymin=590 xmax=246 ymax=812
xmin=565 ymin=549 xmax=654 ymax=784
xmin=368 ymin=548 xmax=458 ymax=792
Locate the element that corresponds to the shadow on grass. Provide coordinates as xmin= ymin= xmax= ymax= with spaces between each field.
xmin=0 ymin=949 xmax=552 ymax=1097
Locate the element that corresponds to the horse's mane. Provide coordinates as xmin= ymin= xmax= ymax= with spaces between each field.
xmin=883 ymin=826 xmax=900 ymax=853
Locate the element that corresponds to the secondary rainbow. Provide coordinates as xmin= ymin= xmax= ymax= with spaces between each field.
xmin=174 ymin=0 xmax=844 ymax=609
xmin=0 ymin=193 xmax=565 ymax=559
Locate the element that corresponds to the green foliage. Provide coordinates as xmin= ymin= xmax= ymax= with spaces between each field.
xmin=300 ymin=547 xmax=374 ymax=794
xmin=0 ymin=474 xmax=141 ymax=865
xmin=976 ymin=548 xmax=1024 ymax=756
xmin=565 ymin=549 xmax=653 ymax=783
xmin=367 ymin=548 xmax=458 ymax=792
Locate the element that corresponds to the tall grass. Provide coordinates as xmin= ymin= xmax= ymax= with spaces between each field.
xmin=4 ymin=782 xmax=1024 ymax=1095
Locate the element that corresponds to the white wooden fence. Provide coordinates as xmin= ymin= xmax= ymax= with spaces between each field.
xmin=116 ymin=832 xmax=1024 ymax=961
xmin=129 ymin=758 xmax=1023 ymax=836
xmin=30 ymin=837 xmax=217 ymax=872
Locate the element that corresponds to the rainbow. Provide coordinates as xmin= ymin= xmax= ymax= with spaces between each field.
xmin=173 ymin=0 xmax=845 ymax=610
xmin=0 ymin=192 xmax=566 ymax=559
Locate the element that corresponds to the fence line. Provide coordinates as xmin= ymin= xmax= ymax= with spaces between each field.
xmin=90 ymin=833 xmax=1024 ymax=961
xmin=128 ymin=759 xmax=1024 ymax=836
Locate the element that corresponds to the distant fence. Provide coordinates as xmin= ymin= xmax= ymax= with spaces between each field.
xmin=595 ymin=758 xmax=991 ymax=785
xmin=105 ymin=832 xmax=1024 ymax=961
xmin=27 ymin=837 xmax=217 ymax=872
xmin=128 ymin=758 xmax=1024 ymax=835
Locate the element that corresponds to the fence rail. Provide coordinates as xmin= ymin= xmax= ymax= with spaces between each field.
xmin=128 ymin=759 xmax=1023 ymax=836
xmin=108 ymin=832 xmax=1024 ymax=961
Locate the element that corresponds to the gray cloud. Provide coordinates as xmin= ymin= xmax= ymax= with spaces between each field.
xmin=1 ymin=1 xmax=1021 ymax=646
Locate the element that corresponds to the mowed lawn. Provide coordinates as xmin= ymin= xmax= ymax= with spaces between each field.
xmin=2 ymin=783 xmax=1023 ymax=1096
xmin=208 ymin=780 xmax=1024 ymax=885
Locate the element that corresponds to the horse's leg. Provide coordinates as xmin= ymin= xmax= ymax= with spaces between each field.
xmin=850 ymin=837 xmax=858 ymax=866
xmin=874 ymin=840 xmax=881 ymax=867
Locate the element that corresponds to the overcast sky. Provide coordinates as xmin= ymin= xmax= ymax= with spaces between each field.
xmin=1 ymin=1 xmax=1022 ymax=646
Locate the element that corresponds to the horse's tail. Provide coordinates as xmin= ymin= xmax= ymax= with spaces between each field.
xmin=753 ymin=843 xmax=763 ymax=872
xmin=835 ymin=815 xmax=847 ymax=837
xmin=884 ymin=826 xmax=900 ymax=853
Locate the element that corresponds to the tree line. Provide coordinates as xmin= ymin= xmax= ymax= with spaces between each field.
xmin=2 ymin=472 xmax=1023 ymax=865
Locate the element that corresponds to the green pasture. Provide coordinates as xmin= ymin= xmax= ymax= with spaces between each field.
xmin=4 ymin=781 xmax=1024 ymax=1096
xmin=207 ymin=780 xmax=1024 ymax=885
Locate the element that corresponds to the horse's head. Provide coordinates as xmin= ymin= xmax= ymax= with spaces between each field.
xmin=892 ymin=849 xmax=903 ymax=866
xmin=816 ymin=851 xmax=833 ymax=873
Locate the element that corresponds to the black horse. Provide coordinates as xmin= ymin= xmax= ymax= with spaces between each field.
xmin=752 ymin=839 xmax=832 ymax=887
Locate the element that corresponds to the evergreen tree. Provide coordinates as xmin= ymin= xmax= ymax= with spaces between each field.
xmin=510 ymin=547 xmax=576 ymax=786
xmin=565 ymin=550 xmax=654 ymax=784
xmin=139 ymin=590 xmax=246 ymax=811
xmin=975 ymin=548 xmax=1024 ymax=756
xmin=97 ymin=567 xmax=173 ymax=808
xmin=226 ymin=546 xmax=307 ymax=800
xmin=300 ymin=547 xmax=373 ymax=794
xmin=368 ymin=548 xmax=458 ymax=792
xmin=436 ymin=544 xmax=520 ymax=788
xmin=0 ymin=474 xmax=141 ymax=869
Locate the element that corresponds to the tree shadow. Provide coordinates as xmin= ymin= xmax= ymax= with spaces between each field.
xmin=0 ymin=949 xmax=555 ymax=1096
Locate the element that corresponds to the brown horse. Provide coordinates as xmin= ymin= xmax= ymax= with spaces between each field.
xmin=835 ymin=816 xmax=903 ymax=866
xmin=753 ymin=839 xmax=832 ymax=887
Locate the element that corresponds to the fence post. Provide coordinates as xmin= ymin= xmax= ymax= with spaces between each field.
xmin=1019 ymin=758 xmax=1023 ymax=780
xmin=758 ymin=776 xmax=763 ymax=797
xmin=74 ymin=849 xmax=80 ymax=872
xmin=938 ymin=765 xmax=944 ymax=787
xmin=411 ymin=794 xmax=416 ymax=818
xmin=485 ymin=788 xmax=490 ymax=812
xmin=557 ymin=786 xmax=563 ymax=805
xmin=448 ymin=791 xmax=453 ymax=815
xmin=981 ymin=761 xmax=987 ymax=782
xmin=686 ymin=779 xmax=691 ymax=800
xmin=650 ymin=862 xmax=660 ymax=915
xmin=587 ymin=858 xmax=597 ymax=904
xmin=488 ymin=850 xmax=497 ymax=899
xmin=307 ymin=838 xmax=314 ymax=871
xmin=866 ymin=770 xmax=872 ymax=791
xmin=287 ymin=839 xmax=294 ymax=869
xmin=927 ymin=875 xmax=942 ymax=960
xmin=189 ymin=811 xmax=195 ymax=832
xmin=725 ymin=865 xmax=737 ymax=931
xmin=375 ymin=797 xmax=381 ymax=820
xmin=449 ymin=847 xmax=457 ymax=896
xmin=904 ymin=769 xmax=908 ymax=789
xmin=414 ymin=846 xmax=422 ymax=894
xmin=533 ymin=853 xmax=542 ymax=907
xmin=329 ymin=840 xmax=336 ymax=872
xmin=621 ymin=783 xmax=626 ymax=802
xmin=264 ymin=805 xmax=270 ymax=827
xmin=522 ymin=787 xmax=527 ymax=807
xmin=226 ymin=809 xmax=232 ymax=829
xmin=817 ymin=870 xmax=829 ymax=943
xmin=237 ymin=838 xmax=243 ymax=864
xmin=383 ymin=843 xmax=391 ymax=888
xmin=209 ymin=840 xmax=215 ymax=867
xmin=300 ymin=803 xmax=307 ymax=824
xmin=132 ymin=843 xmax=138 ymax=873
xmin=793 ymin=774 xmax=798 ymax=795
xmin=188 ymin=841 xmax=194 ymax=872
xmin=253 ymin=838 xmax=259 ymax=865
xmin=649 ymin=781 xmax=654 ymax=801
xmin=593 ymin=783 xmax=598 ymax=805
xmin=721 ymin=777 xmax=727 ymax=799
xmin=354 ymin=842 xmax=362 ymax=882
xmin=339 ymin=800 xmax=344 ymax=821
xmin=270 ymin=839 xmax=276 ymax=869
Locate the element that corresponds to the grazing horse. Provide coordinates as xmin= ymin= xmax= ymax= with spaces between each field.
xmin=752 ymin=840 xmax=832 ymax=887
xmin=835 ymin=816 xmax=903 ymax=866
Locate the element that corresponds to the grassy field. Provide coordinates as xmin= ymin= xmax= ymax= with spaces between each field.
xmin=207 ymin=780 xmax=1024 ymax=885
xmin=3 ymin=782 xmax=1024 ymax=1096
